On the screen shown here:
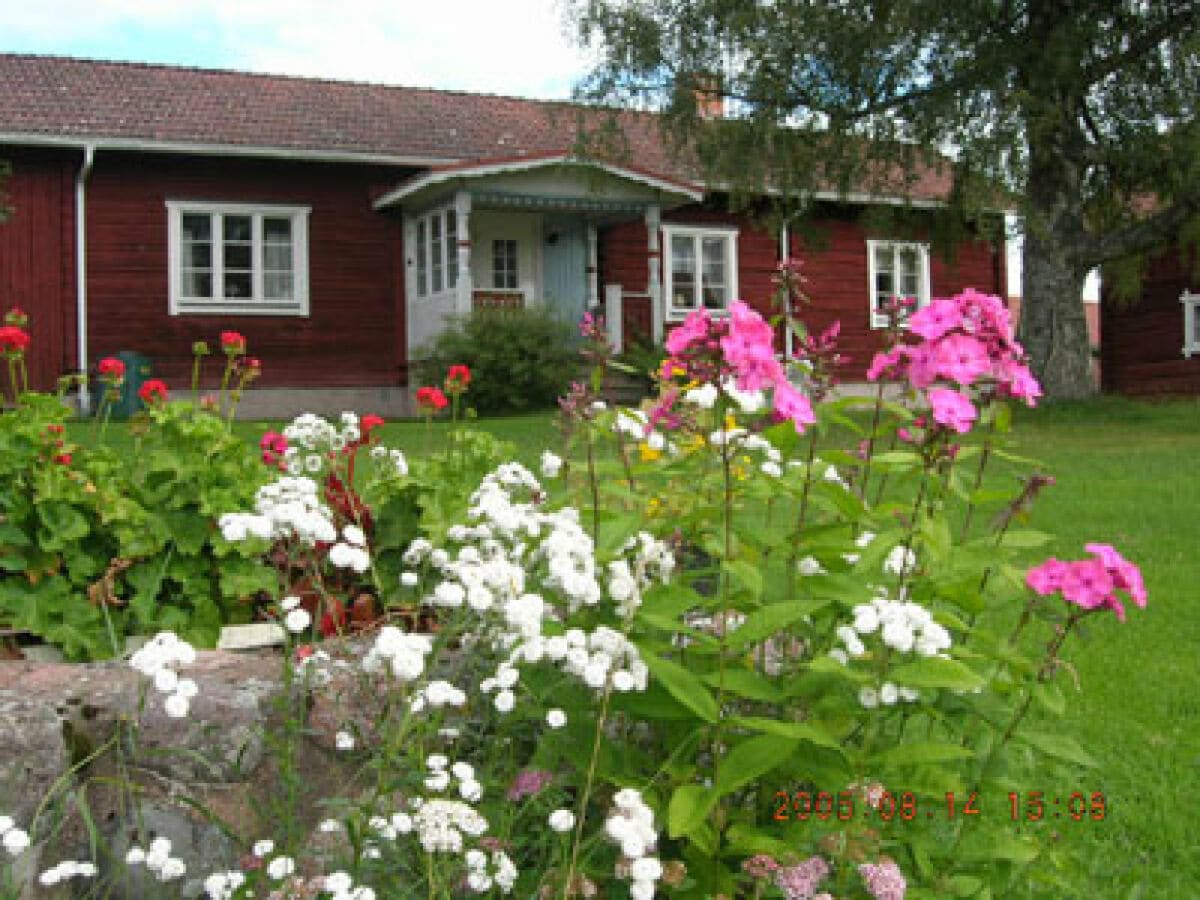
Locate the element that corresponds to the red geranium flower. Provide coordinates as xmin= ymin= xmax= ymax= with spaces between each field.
xmin=4 ymin=307 xmax=28 ymax=327
xmin=445 ymin=364 xmax=472 ymax=393
xmin=97 ymin=357 xmax=126 ymax=381
xmin=0 ymin=325 xmax=31 ymax=353
xmin=138 ymin=379 xmax=170 ymax=404
xmin=220 ymin=331 xmax=247 ymax=355
xmin=54 ymin=452 xmax=72 ymax=466
xmin=361 ymin=413 xmax=385 ymax=436
xmin=416 ymin=386 xmax=448 ymax=413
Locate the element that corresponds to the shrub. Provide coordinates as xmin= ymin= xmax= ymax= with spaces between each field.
xmin=414 ymin=308 xmax=578 ymax=414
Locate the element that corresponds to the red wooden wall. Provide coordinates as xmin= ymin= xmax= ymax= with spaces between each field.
xmin=85 ymin=152 xmax=414 ymax=389
xmin=599 ymin=203 xmax=1005 ymax=379
xmin=0 ymin=147 xmax=78 ymax=391
xmin=1102 ymin=244 xmax=1200 ymax=395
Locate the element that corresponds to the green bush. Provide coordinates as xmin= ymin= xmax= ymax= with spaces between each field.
xmin=414 ymin=308 xmax=578 ymax=414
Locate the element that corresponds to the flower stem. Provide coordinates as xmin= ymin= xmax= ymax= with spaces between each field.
xmin=562 ymin=684 xmax=613 ymax=900
xmin=859 ymin=379 xmax=887 ymax=499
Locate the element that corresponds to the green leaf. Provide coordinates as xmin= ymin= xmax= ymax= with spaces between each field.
xmin=730 ymin=716 xmax=843 ymax=751
xmin=958 ymin=830 xmax=1039 ymax=863
xmin=725 ymin=823 xmax=795 ymax=858
xmin=640 ymin=652 xmax=719 ymax=723
xmin=871 ymin=741 xmax=975 ymax=768
xmin=724 ymin=596 xmax=830 ymax=650
xmin=35 ymin=500 xmax=90 ymax=550
xmin=1033 ymin=682 xmax=1066 ymax=716
xmin=715 ymin=734 xmax=800 ymax=795
xmin=891 ymin=657 xmax=985 ymax=692
xmin=723 ymin=559 xmax=763 ymax=600
xmin=702 ymin=668 xmax=783 ymax=702
xmin=1015 ymin=730 xmax=1098 ymax=767
xmin=668 ymin=784 xmax=718 ymax=838
xmin=995 ymin=530 xmax=1053 ymax=550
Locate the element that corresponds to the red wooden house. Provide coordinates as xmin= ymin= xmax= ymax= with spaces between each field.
xmin=0 ymin=53 xmax=1007 ymax=416
xmin=1101 ymin=242 xmax=1200 ymax=395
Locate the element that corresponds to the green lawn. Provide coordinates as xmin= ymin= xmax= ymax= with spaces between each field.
xmin=66 ymin=397 xmax=1199 ymax=895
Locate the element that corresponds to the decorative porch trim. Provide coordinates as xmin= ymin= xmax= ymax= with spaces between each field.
xmin=1182 ymin=290 xmax=1200 ymax=359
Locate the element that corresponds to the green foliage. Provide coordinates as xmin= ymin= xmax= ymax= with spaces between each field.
xmin=414 ymin=308 xmax=579 ymax=414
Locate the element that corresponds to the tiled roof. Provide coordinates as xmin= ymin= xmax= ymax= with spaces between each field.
xmin=0 ymin=53 xmax=955 ymax=202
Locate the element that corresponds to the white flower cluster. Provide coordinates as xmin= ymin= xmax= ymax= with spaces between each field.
xmin=0 ymin=815 xmax=30 ymax=856
xmin=608 ymin=532 xmax=675 ymax=619
xmin=219 ymin=476 xmax=336 ymax=546
xmin=683 ymin=382 xmax=718 ymax=409
xmin=513 ymin=626 xmax=649 ymax=698
xmin=129 ymin=632 xmax=199 ymax=719
xmin=328 ymin=523 xmax=371 ymax=574
xmin=882 ymin=544 xmax=918 ymax=576
xmin=362 ymin=626 xmax=433 ymax=682
xmin=829 ymin=593 xmax=953 ymax=708
xmin=721 ymin=376 xmax=766 ymax=414
xmin=281 ymin=594 xmax=311 ymax=634
xmin=540 ymin=449 xmax=563 ymax=478
xmin=126 ymin=837 xmax=186 ymax=881
xmin=408 ymin=798 xmax=488 ymax=854
xmin=464 ymin=848 xmax=518 ymax=894
xmin=412 ymin=679 xmax=467 ymax=712
xmin=368 ymin=442 xmax=410 ymax=477
xmin=322 ymin=870 xmax=377 ymax=900
xmin=842 ymin=529 xmax=876 ymax=565
xmin=614 ymin=408 xmax=649 ymax=440
xmin=422 ymin=755 xmax=483 ymax=803
xmin=203 ymin=870 xmax=247 ymax=900
xmin=548 ymin=808 xmax=575 ymax=833
xmin=604 ymin=789 xmax=662 ymax=900
xmin=280 ymin=412 xmax=363 ymax=475
xmin=38 ymin=859 xmax=97 ymax=886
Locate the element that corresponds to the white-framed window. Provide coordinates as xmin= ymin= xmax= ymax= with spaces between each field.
xmin=167 ymin=201 xmax=309 ymax=316
xmin=413 ymin=207 xmax=458 ymax=298
xmin=868 ymin=239 xmax=931 ymax=328
xmin=1182 ymin=290 xmax=1200 ymax=358
xmin=493 ymin=239 xmax=519 ymax=290
xmin=663 ymin=224 xmax=739 ymax=320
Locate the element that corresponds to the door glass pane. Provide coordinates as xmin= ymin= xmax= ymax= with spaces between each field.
xmin=416 ymin=220 xmax=427 ymax=296
xmin=493 ymin=239 xmax=518 ymax=290
xmin=431 ymin=215 xmax=444 ymax=293
xmin=671 ymin=234 xmax=696 ymax=310
xmin=446 ymin=211 xmax=458 ymax=289
xmin=701 ymin=236 xmax=727 ymax=309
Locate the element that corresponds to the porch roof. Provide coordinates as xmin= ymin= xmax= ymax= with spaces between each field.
xmin=372 ymin=152 xmax=703 ymax=213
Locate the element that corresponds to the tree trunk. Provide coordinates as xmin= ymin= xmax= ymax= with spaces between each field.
xmin=1017 ymin=121 xmax=1096 ymax=401
xmin=1019 ymin=226 xmax=1095 ymax=400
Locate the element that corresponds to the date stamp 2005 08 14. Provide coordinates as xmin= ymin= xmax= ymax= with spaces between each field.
xmin=772 ymin=790 xmax=1108 ymax=824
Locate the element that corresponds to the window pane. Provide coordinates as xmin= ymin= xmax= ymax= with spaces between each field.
xmin=493 ymin=239 xmax=518 ymax=290
xmin=898 ymin=247 xmax=920 ymax=298
xmin=416 ymin=220 xmax=427 ymax=296
xmin=184 ymin=242 xmax=211 ymax=268
xmin=701 ymin=237 xmax=727 ymax=309
xmin=224 ymin=272 xmax=252 ymax=298
xmin=671 ymin=234 xmax=696 ymax=309
xmin=263 ymin=244 xmax=292 ymax=271
xmin=446 ymin=210 xmax=458 ymax=289
xmin=264 ymin=273 xmax=294 ymax=300
xmin=182 ymin=214 xmax=211 ymax=241
xmin=224 ymin=243 xmax=252 ymax=270
xmin=223 ymin=216 xmax=252 ymax=242
xmin=182 ymin=271 xmax=212 ymax=298
xmin=431 ymin=215 xmax=444 ymax=293
xmin=263 ymin=217 xmax=291 ymax=242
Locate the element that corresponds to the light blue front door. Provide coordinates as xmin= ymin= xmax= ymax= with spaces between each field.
xmin=542 ymin=217 xmax=588 ymax=328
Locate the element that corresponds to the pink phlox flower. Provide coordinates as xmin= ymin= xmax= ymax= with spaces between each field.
xmin=721 ymin=301 xmax=784 ymax=390
xmin=647 ymin=388 xmax=683 ymax=433
xmin=997 ymin=358 xmax=1043 ymax=407
xmin=506 ymin=769 xmax=553 ymax=801
xmin=867 ymin=347 xmax=905 ymax=382
xmin=908 ymin=297 xmax=961 ymax=341
xmin=665 ymin=308 xmax=713 ymax=354
xmin=1025 ymin=558 xmax=1068 ymax=595
xmin=859 ymin=858 xmax=907 ymax=900
xmin=928 ymin=388 xmax=977 ymax=434
xmin=773 ymin=856 xmax=831 ymax=900
xmin=904 ymin=344 xmax=939 ymax=389
xmin=774 ymin=379 xmax=816 ymax=433
xmin=1085 ymin=542 xmax=1148 ymax=608
xmin=934 ymin=333 xmax=991 ymax=386
xmin=1060 ymin=559 xmax=1115 ymax=611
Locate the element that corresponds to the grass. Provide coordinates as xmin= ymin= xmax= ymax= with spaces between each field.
xmin=65 ymin=396 xmax=1199 ymax=896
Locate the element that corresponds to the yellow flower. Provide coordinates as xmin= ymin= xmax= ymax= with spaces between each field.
xmin=646 ymin=497 xmax=663 ymax=517
xmin=724 ymin=413 xmax=738 ymax=432
xmin=639 ymin=443 xmax=663 ymax=462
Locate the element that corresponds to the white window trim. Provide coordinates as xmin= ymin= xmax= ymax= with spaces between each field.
xmin=413 ymin=206 xmax=458 ymax=299
xmin=167 ymin=201 xmax=310 ymax=316
xmin=662 ymin=224 xmax=740 ymax=321
xmin=1182 ymin=290 xmax=1200 ymax=358
xmin=867 ymin=239 xmax=931 ymax=329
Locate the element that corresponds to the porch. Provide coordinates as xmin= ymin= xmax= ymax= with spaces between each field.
xmin=372 ymin=154 xmax=702 ymax=359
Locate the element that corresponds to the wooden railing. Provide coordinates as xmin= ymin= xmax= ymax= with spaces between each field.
xmin=472 ymin=290 xmax=525 ymax=312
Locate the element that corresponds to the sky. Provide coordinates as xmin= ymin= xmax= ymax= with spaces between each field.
xmin=0 ymin=0 xmax=598 ymax=99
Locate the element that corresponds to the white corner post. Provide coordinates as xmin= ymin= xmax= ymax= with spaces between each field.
xmin=645 ymin=204 xmax=663 ymax=345
xmin=780 ymin=219 xmax=794 ymax=359
xmin=75 ymin=143 xmax=96 ymax=413
xmin=1182 ymin=290 xmax=1199 ymax=359
xmin=454 ymin=190 xmax=473 ymax=316
xmin=586 ymin=223 xmax=599 ymax=310
xmin=605 ymin=284 xmax=624 ymax=353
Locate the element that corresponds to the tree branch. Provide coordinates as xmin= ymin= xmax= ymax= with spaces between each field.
xmin=1079 ymin=4 xmax=1200 ymax=86
xmin=1080 ymin=194 xmax=1200 ymax=269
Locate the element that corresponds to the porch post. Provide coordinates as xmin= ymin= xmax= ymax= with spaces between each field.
xmin=455 ymin=190 xmax=473 ymax=316
xmin=645 ymin=204 xmax=663 ymax=345
xmin=605 ymin=284 xmax=624 ymax=353
xmin=586 ymin=223 xmax=599 ymax=310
